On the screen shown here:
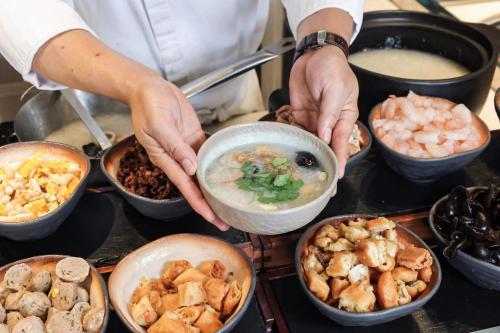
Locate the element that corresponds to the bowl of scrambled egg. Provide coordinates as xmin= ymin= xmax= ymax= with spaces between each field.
xmin=0 ymin=141 xmax=90 ymax=240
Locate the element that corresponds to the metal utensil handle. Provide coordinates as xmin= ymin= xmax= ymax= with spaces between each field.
xmin=180 ymin=37 xmax=295 ymax=99
xmin=61 ymin=89 xmax=113 ymax=150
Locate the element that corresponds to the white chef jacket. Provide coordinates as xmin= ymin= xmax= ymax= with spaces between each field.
xmin=0 ymin=0 xmax=363 ymax=123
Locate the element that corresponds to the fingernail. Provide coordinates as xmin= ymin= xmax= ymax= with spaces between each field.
xmin=181 ymin=158 xmax=196 ymax=175
xmin=215 ymin=217 xmax=230 ymax=231
xmin=322 ymin=127 xmax=332 ymax=143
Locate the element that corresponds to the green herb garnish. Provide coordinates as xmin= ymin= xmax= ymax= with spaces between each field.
xmin=237 ymin=159 xmax=303 ymax=204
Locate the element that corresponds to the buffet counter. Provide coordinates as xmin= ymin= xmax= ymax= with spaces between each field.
xmin=0 ymin=1 xmax=498 ymax=333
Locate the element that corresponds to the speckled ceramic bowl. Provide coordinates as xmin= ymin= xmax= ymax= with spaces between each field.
xmin=100 ymin=135 xmax=192 ymax=220
xmin=258 ymin=113 xmax=372 ymax=174
xmin=0 ymin=142 xmax=90 ymax=240
xmin=196 ymin=122 xmax=338 ymax=235
xmin=368 ymin=103 xmax=491 ymax=183
xmin=429 ymin=187 xmax=500 ymax=291
xmin=0 ymin=255 xmax=109 ymax=332
xmin=108 ymin=233 xmax=256 ymax=333
xmin=296 ymin=215 xmax=441 ymax=326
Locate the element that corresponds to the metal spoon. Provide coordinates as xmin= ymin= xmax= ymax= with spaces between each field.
xmin=61 ymin=88 xmax=113 ymax=150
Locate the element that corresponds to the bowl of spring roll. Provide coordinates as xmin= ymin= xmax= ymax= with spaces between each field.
xmin=108 ymin=233 xmax=256 ymax=333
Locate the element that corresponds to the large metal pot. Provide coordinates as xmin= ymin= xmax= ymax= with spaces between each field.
xmin=351 ymin=11 xmax=499 ymax=124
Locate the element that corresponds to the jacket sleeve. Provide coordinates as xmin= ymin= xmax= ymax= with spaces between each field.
xmin=0 ymin=0 xmax=94 ymax=89
xmin=281 ymin=0 xmax=364 ymax=42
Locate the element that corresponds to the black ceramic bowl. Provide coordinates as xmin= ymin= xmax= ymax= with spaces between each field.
xmin=429 ymin=187 xmax=500 ymax=291
xmin=258 ymin=112 xmax=372 ymax=174
xmin=0 ymin=142 xmax=90 ymax=240
xmin=351 ymin=11 xmax=498 ymax=124
xmin=296 ymin=214 xmax=441 ymax=326
xmin=368 ymin=103 xmax=491 ymax=183
xmin=100 ymin=135 xmax=192 ymax=220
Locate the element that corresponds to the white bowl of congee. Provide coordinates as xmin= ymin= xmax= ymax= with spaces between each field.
xmin=196 ymin=122 xmax=338 ymax=235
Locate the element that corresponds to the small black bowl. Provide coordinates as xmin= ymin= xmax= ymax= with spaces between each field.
xmin=296 ymin=214 xmax=441 ymax=326
xmin=258 ymin=113 xmax=372 ymax=174
xmin=429 ymin=187 xmax=500 ymax=291
xmin=100 ymin=135 xmax=192 ymax=220
xmin=368 ymin=103 xmax=491 ymax=183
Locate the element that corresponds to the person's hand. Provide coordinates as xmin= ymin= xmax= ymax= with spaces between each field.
xmin=129 ymin=77 xmax=229 ymax=230
xmin=289 ymin=45 xmax=359 ymax=178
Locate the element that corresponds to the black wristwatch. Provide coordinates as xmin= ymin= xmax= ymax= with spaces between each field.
xmin=293 ymin=30 xmax=349 ymax=62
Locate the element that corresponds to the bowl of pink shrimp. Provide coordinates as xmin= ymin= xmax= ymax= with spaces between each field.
xmin=368 ymin=91 xmax=491 ymax=183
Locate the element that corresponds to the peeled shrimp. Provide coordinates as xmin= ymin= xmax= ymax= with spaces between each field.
xmin=451 ymin=104 xmax=472 ymax=124
xmin=425 ymin=140 xmax=454 ymax=158
xmin=373 ymin=91 xmax=483 ymax=158
xmin=454 ymin=129 xmax=481 ymax=153
xmin=392 ymin=140 xmax=410 ymax=155
xmin=413 ymin=131 xmax=439 ymax=145
xmin=381 ymin=97 xmax=398 ymax=119
xmin=441 ymin=127 xmax=470 ymax=141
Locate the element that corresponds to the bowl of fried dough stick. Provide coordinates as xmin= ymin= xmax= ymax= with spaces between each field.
xmin=296 ymin=214 xmax=441 ymax=326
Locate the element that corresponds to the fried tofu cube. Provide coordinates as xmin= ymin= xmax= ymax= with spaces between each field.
xmin=326 ymin=252 xmax=357 ymax=278
xmin=377 ymin=271 xmax=398 ymax=309
xmin=355 ymin=239 xmax=380 ymax=267
xmin=338 ymin=282 xmax=376 ymax=312
xmin=330 ymin=278 xmax=350 ymax=301
xmin=366 ymin=217 xmax=396 ymax=234
xmin=305 ymin=270 xmax=330 ymax=301
xmin=396 ymin=246 xmax=433 ymax=270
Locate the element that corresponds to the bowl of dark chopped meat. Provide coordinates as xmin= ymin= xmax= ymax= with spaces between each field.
xmin=100 ymin=135 xmax=192 ymax=220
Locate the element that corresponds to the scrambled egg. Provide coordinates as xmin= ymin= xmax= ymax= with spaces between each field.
xmin=0 ymin=151 xmax=81 ymax=222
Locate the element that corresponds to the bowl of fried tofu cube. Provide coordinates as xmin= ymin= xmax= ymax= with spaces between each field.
xmin=0 ymin=142 xmax=90 ymax=240
xmin=108 ymin=233 xmax=256 ymax=333
xmin=296 ymin=215 xmax=441 ymax=326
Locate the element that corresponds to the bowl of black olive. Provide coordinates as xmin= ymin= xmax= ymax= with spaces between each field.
xmin=429 ymin=185 xmax=500 ymax=290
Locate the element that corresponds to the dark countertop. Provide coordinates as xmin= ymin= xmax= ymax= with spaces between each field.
xmin=1 ymin=131 xmax=497 ymax=267
xmin=0 ymin=126 xmax=497 ymax=332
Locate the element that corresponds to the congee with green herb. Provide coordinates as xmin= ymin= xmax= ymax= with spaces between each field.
xmin=205 ymin=145 xmax=329 ymax=211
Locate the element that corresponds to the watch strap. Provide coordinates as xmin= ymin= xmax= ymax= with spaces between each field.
xmin=294 ymin=30 xmax=349 ymax=62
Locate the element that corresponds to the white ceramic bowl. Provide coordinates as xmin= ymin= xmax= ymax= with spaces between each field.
xmin=108 ymin=234 xmax=256 ymax=333
xmin=196 ymin=122 xmax=339 ymax=235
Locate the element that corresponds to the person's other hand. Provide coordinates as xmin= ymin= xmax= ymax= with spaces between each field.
xmin=130 ymin=77 xmax=229 ymax=230
xmin=289 ymin=45 xmax=359 ymax=179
